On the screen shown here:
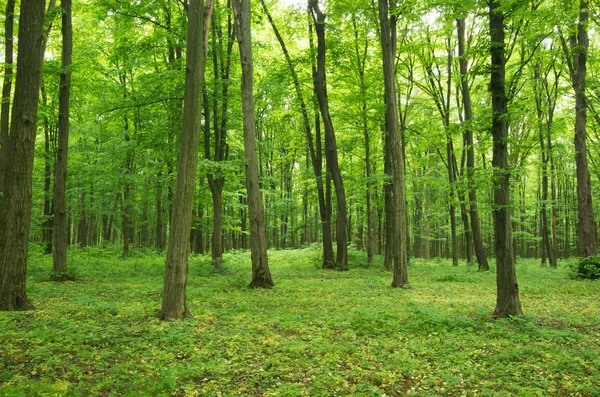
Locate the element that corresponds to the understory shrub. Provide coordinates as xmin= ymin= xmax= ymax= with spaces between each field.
xmin=571 ymin=255 xmax=600 ymax=279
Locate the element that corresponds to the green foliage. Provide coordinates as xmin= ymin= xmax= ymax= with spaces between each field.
xmin=1 ymin=247 xmax=599 ymax=396
xmin=571 ymin=255 xmax=600 ymax=280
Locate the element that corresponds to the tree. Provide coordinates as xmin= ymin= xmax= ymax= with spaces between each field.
xmin=259 ymin=0 xmax=335 ymax=268
xmin=0 ymin=0 xmax=46 ymax=311
xmin=309 ymin=0 xmax=349 ymax=270
xmin=204 ymin=0 xmax=234 ymax=269
xmin=457 ymin=16 xmax=489 ymax=270
xmin=489 ymin=0 xmax=522 ymax=318
xmin=378 ymin=0 xmax=409 ymax=287
xmin=232 ymin=0 xmax=274 ymax=288
xmin=0 ymin=0 xmax=15 ymax=196
xmin=52 ymin=0 xmax=73 ymax=279
xmin=559 ymin=0 xmax=597 ymax=258
xmin=160 ymin=0 xmax=211 ymax=320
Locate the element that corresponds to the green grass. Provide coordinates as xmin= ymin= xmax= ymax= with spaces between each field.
xmin=1 ymin=245 xmax=599 ymax=396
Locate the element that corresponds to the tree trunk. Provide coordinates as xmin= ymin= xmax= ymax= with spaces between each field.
xmin=0 ymin=0 xmax=46 ymax=311
xmin=351 ymin=16 xmax=376 ymax=267
xmin=78 ymin=192 xmax=87 ymax=248
xmin=489 ymin=0 xmax=522 ymax=318
xmin=232 ymin=0 xmax=274 ymax=288
xmin=379 ymin=0 xmax=409 ymax=287
xmin=52 ymin=0 xmax=72 ymax=277
xmin=0 ymin=0 xmax=15 ymax=197
xmin=160 ymin=0 xmax=210 ymax=320
xmin=156 ymin=171 xmax=165 ymax=250
xmin=204 ymin=4 xmax=233 ymax=268
xmin=209 ymin=180 xmax=224 ymax=268
xmin=41 ymin=81 xmax=54 ymax=255
xmin=457 ymin=17 xmax=489 ymax=270
xmin=534 ymin=66 xmax=557 ymax=268
xmin=309 ymin=0 xmax=348 ymax=270
xmin=561 ymin=1 xmax=597 ymax=258
xmin=192 ymin=175 xmax=205 ymax=254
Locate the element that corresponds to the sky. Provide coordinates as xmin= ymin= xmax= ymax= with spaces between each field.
xmin=278 ymin=0 xmax=306 ymax=9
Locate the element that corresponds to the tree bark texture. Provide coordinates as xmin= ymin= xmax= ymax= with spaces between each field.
xmin=260 ymin=0 xmax=334 ymax=268
xmin=160 ymin=0 xmax=210 ymax=320
xmin=379 ymin=0 xmax=408 ymax=287
xmin=457 ymin=17 xmax=489 ymax=270
xmin=52 ymin=0 xmax=72 ymax=277
xmin=489 ymin=0 xmax=522 ymax=318
xmin=204 ymin=6 xmax=233 ymax=269
xmin=309 ymin=0 xmax=348 ymax=270
xmin=567 ymin=1 xmax=597 ymax=257
xmin=232 ymin=0 xmax=274 ymax=288
xmin=0 ymin=0 xmax=15 ymax=197
xmin=0 ymin=0 xmax=46 ymax=311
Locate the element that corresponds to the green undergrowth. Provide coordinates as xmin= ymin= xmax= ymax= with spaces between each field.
xmin=1 ymin=245 xmax=599 ymax=396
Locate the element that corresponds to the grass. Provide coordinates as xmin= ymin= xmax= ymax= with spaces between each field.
xmin=1 ymin=244 xmax=599 ymax=396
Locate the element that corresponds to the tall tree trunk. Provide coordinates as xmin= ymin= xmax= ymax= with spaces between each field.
xmin=350 ymin=16 xmax=376 ymax=267
xmin=534 ymin=67 xmax=557 ymax=268
xmin=447 ymin=138 xmax=459 ymax=266
xmin=52 ymin=0 xmax=72 ymax=276
xmin=0 ymin=0 xmax=15 ymax=197
xmin=424 ymin=177 xmax=431 ymax=260
xmin=309 ymin=0 xmax=348 ymax=270
xmin=204 ymin=3 xmax=232 ymax=268
xmin=489 ymin=0 xmax=522 ymax=318
xmin=78 ymin=192 xmax=87 ymax=248
xmin=379 ymin=0 xmax=408 ymax=287
xmin=0 ymin=0 xmax=46 ymax=311
xmin=561 ymin=1 xmax=597 ymax=258
xmin=156 ymin=171 xmax=165 ymax=250
xmin=122 ymin=116 xmax=133 ymax=258
xmin=41 ymin=81 xmax=54 ymax=255
xmin=209 ymin=179 xmax=224 ymax=268
xmin=160 ymin=0 xmax=211 ymax=320
xmin=457 ymin=17 xmax=489 ymax=270
xmin=232 ymin=0 xmax=274 ymax=288
xmin=192 ymin=175 xmax=205 ymax=254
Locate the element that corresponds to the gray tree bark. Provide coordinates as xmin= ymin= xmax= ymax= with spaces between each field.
xmin=489 ymin=0 xmax=522 ymax=318
xmin=232 ymin=0 xmax=274 ymax=288
xmin=0 ymin=0 xmax=46 ymax=311
xmin=378 ymin=0 xmax=409 ymax=287
xmin=52 ymin=0 xmax=73 ymax=278
xmin=160 ymin=0 xmax=211 ymax=320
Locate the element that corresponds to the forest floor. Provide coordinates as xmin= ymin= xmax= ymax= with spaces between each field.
xmin=0 ymin=245 xmax=599 ymax=396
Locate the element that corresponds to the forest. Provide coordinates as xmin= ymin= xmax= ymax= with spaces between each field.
xmin=0 ymin=0 xmax=599 ymax=395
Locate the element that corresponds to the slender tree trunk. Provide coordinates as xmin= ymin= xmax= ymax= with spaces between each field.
xmin=457 ymin=17 xmax=489 ymax=270
xmin=232 ymin=0 xmax=274 ymax=288
xmin=78 ymin=192 xmax=87 ymax=248
xmin=0 ymin=0 xmax=15 ymax=197
xmin=309 ymin=0 xmax=348 ymax=270
xmin=549 ymin=129 xmax=559 ymax=260
xmin=0 ymin=0 xmax=46 ymax=311
xmin=160 ymin=0 xmax=210 ymax=320
xmin=447 ymin=138 xmax=459 ymax=266
xmin=424 ymin=177 xmax=431 ymax=260
xmin=192 ymin=175 xmax=205 ymax=254
xmin=379 ymin=0 xmax=408 ymax=287
xmin=489 ymin=0 xmax=522 ymax=318
xmin=351 ymin=16 xmax=376 ymax=267
xmin=209 ymin=180 xmax=224 ymax=268
xmin=41 ymin=81 xmax=54 ymax=255
xmin=383 ymin=129 xmax=393 ymax=270
xmin=204 ymin=4 xmax=233 ymax=268
xmin=52 ymin=0 xmax=72 ymax=277
xmin=534 ymin=67 xmax=557 ymax=268
xmin=156 ymin=171 xmax=165 ymax=250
